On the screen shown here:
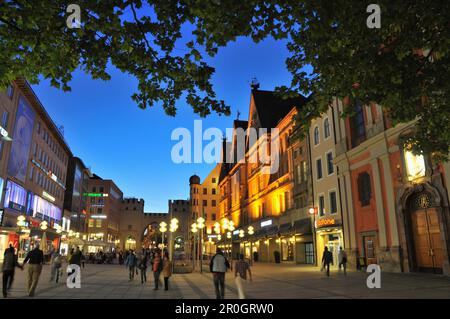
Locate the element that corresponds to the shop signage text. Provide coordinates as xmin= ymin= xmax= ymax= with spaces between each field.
xmin=9 ymin=201 xmax=25 ymax=213
xmin=90 ymin=214 xmax=107 ymax=219
xmin=42 ymin=191 xmax=55 ymax=202
xmin=316 ymin=218 xmax=336 ymax=228
xmin=0 ymin=126 xmax=11 ymax=140
xmin=84 ymin=193 xmax=109 ymax=197
xmin=261 ymin=220 xmax=272 ymax=227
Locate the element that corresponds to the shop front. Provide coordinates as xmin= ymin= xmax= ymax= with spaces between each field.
xmin=315 ymin=217 xmax=343 ymax=268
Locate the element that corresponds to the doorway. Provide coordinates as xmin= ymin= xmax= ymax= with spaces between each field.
xmin=363 ymin=236 xmax=377 ymax=266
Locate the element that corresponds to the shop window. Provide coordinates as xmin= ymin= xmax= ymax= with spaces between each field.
xmin=88 ymin=219 xmax=94 ymax=227
xmin=96 ymin=219 xmax=102 ymax=228
xmin=357 ymin=172 xmax=372 ymax=206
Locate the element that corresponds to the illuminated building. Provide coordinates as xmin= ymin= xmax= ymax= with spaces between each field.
xmin=335 ymin=98 xmax=450 ymax=275
xmin=0 ymin=79 xmax=72 ymax=260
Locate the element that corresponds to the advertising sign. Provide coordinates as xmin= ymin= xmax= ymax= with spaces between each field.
xmin=7 ymin=96 xmax=35 ymax=182
xmin=4 ymin=180 xmax=27 ymax=213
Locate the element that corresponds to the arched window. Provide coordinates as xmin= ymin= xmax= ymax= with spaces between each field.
xmin=324 ymin=118 xmax=330 ymax=139
xmin=314 ymin=126 xmax=320 ymax=145
xmin=357 ymin=172 xmax=372 ymax=206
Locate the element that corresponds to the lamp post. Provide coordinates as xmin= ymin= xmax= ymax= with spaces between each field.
xmin=191 ymin=222 xmax=198 ymax=270
xmin=228 ymin=220 xmax=235 ymax=260
xmin=248 ymin=226 xmax=254 ymax=265
xmin=213 ymin=222 xmax=221 ymax=256
xmin=196 ymin=216 xmax=205 ymax=273
xmin=309 ymin=207 xmax=318 ymax=266
xmin=169 ymin=218 xmax=179 ymax=264
xmin=159 ymin=221 xmax=167 ymax=255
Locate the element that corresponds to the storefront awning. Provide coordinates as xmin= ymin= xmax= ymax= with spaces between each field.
xmin=293 ymin=218 xmax=312 ymax=235
xmin=279 ymin=223 xmax=292 ymax=235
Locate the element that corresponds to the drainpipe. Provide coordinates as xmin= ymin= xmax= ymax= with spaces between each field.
xmin=307 ymin=129 xmax=317 ymax=266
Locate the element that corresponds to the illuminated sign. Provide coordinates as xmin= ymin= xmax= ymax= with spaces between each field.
xmin=0 ymin=126 xmax=11 ymax=141
xmin=261 ymin=220 xmax=273 ymax=228
xmin=207 ymin=234 xmax=218 ymax=238
xmin=84 ymin=193 xmax=109 ymax=197
xmin=232 ymin=230 xmax=240 ymax=235
xmin=31 ymin=160 xmax=66 ymax=190
xmin=91 ymin=214 xmax=107 ymax=219
xmin=42 ymin=191 xmax=55 ymax=202
xmin=316 ymin=218 xmax=336 ymax=228
xmin=0 ymin=209 xmax=4 ymax=225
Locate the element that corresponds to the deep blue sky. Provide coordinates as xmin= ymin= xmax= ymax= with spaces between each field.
xmin=31 ymin=36 xmax=294 ymax=212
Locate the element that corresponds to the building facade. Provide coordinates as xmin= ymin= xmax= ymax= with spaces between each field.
xmin=0 ymin=79 xmax=72 ymax=259
xmin=85 ymin=174 xmax=123 ymax=253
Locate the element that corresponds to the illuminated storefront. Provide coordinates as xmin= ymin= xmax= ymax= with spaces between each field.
xmin=315 ymin=217 xmax=343 ymax=267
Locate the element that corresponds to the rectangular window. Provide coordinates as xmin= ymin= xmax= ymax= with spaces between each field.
xmin=330 ymin=191 xmax=337 ymax=214
xmin=29 ymin=166 xmax=34 ymax=180
xmin=99 ymin=187 xmax=104 ymax=193
xmin=212 ymin=188 xmax=216 ymax=195
xmin=92 ymin=187 xmax=96 ymax=192
xmin=1 ymin=111 xmax=9 ymax=128
xmin=212 ymin=178 xmax=216 ymax=183
xmin=203 ymin=200 xmax=207 ymax=207
xmin=212 ymin=214 xmax=216 ymax=221
xmin=203 ymin=188 xmax=207 ymax=195
xmin=326 ymin=152 xmax=334 ymax=175
xmin=6 ymin=85 xmax=14 ymax=99
xmin=319 ymin=195 xmax=325 ymax=216
xmin=212 ymin=200 xmax=216 ymax=207
xmin=316 ymin=158 xmax=323 ymax=180
xmin=88 ymin=219 xmax=94 ymax=227
xmin=96 ymin=219 xmax=102 ymax=228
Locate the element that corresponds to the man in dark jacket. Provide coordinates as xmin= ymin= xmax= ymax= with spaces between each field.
xmin=2 ymin=245 xmax=23 ymax=298
xmin=322 ymin=246 xmax=334 ymax=277
xmin=23 ymin=243 xmax=44 ymax=297
xmin=209 ymin=248 xmax=230 ymax=299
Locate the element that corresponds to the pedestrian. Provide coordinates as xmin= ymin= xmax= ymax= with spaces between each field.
xmin=118 ymin=251 xmax=124 ymax=265
xmin=125 ymin=250 xmax=137 ymax=281
xmin=69 ymin=246 xmax=82 ymax=267
xmin=234 ymin=254 xmax=252 ymax=299
xmin=23 ymin=243 xmax=44 ymax=297
xmin=2 ymin=245 xmax=23 ymax=298
xmin=338 ymin=247 xmax=347 ymax=275
xmin=152 ymin=251 xmax=163 ymax=290
xmin=321 ymin=246 xmax=334 ymax=277
xmin=49 ymin=250 xmax=63 ymax=283
xmin=162 ymin=251 xmax=172 ymax=291
xmin=138 ymin=253 xmax=148 ymax=284
xmin=209 ymin=248 xmax=230 ymax=299
xmin=81 ymin=251 xmax=86 ymax=269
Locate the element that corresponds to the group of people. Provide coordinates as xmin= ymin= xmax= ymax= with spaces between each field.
xmin=321 ymin=246 xmax=348 ymax=276
xmin=124 ymin=249 xmax=172 ymax=291
xmin=209 ymin=248 xmax=253 ymax=299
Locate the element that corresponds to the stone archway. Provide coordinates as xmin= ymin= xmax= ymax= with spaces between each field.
xmin=397 ymin=182 xmax=449 ymax=274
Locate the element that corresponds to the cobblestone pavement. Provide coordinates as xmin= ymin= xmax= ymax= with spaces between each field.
xmin=2 ymin=262 xmax=450 ymax=299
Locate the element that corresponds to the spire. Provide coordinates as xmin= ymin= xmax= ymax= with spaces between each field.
xmin=250 ymin=77 xmax=260 ymax=91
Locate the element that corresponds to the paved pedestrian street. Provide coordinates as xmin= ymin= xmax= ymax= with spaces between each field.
xmin=3 ymin=263 xmax=450 ymax=299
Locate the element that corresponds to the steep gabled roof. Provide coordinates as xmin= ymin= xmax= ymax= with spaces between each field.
xmin=251 ymin=89 xmax=308 ymax=129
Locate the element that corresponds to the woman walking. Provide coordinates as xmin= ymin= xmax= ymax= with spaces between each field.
xmin=152 ymin=251 xmax=163 ymax=290
xmin=139 ymin=253 xmax=148 ymax=284
xmin=162 ymin=252 xmax=172 ymax=291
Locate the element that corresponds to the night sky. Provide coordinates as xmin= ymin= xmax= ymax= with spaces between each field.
xmin=31 ymin=36 xmax=296 ymax=212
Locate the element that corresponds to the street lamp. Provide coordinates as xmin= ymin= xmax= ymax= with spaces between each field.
xmin=309 ymin=207 xmax=318 ymax=266
xmin=248 ymin=226 xmax=254 ymax=265
xmin=196 ymin=217 xmax=205 ymax=273
xmin=191 ymin=222 xmax=198 ymax=269
xmin=159 ymin=221 xmax=167 ymax=255
xmin=169 ymin=218 xmax=179 ymax=263
xmin=228 ymin=220 xmax=235 ymax=259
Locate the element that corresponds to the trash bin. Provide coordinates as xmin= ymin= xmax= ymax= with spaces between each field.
xmin=274 ymin=251 xmax=281 ymax=263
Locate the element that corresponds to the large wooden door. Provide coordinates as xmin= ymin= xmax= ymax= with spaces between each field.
xmin=363 ymin=236 xmax=377 ymax=266
xmin=411 ymin=208 xmax=443 ymax=273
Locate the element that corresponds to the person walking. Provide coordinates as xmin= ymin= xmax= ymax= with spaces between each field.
xmin=209 ymin=248 xmax=230 ymax=299
xmin=321 ymin=246 xmax=334 ymax=277
xmin=234 ymin=254 xmax=252 ymax=299
xmin=138 ymin=253 xmax=148 ymax=284
xmin=338 ymin=247 xmax=347 ymax=275
xmin=162 ymin=252 xmax=172 ymax=291
xmin=125 ymin=250 xmax=138 ymax=281
xmin=2 ymin=246 xmax=23 ymax=298
xmin=152 ymin=251 xmax=163 ymax=290
xmin=69 ymin=246 xmax=82 ymax=267
xmin=49 ymin=250 xmax=63 ymax=283
xmin=23 ymin=243 xmax=44 ymax=297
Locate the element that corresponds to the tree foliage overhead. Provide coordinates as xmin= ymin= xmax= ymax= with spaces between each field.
xmin=0 ymin=1 xmax=449 ymax=156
